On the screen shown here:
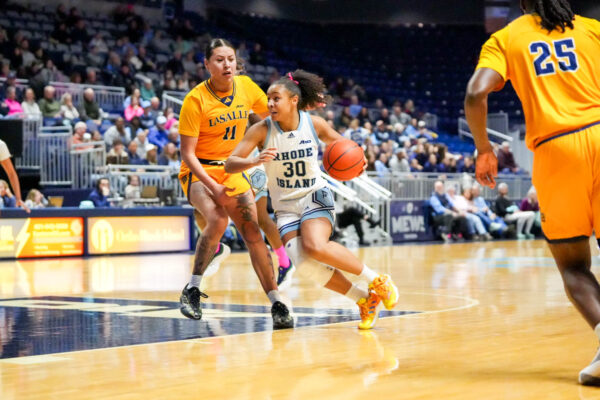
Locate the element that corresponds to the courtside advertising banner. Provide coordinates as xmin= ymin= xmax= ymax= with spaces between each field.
xmin=87 ymin=216 xmax=190 ymax=255
xmin=389 ymin=200 xmax=434 ymax=243
xmin=0 ymin=217 xmax=84 ymax=258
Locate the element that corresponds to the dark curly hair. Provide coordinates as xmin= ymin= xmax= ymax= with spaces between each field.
xmin=273 ymin=69 xmax=332 ymax=110
xmin=524 ymin=0 xmax=574 ymax=32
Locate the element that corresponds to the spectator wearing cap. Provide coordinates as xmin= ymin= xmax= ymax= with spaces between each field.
xmin=38 ymin=86 xmax=61 ymax=119
xmin=148 ymin=115 xmax=169 ymax=150
xmin=124 ymin=96 xmax=144 ymax=122
xmin=104 ymin=117 xmax=131 ymax=147
xmin=140 ymin=99 xmax=156 ymax=130
xmin=417 ymin=121 xmax=437 ymax=140
xmin=2 ymin=86 xmax=23 ymax=116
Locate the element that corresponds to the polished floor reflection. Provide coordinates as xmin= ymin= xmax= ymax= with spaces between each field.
xmin=1 ymin=240 xmax=600 ymax=399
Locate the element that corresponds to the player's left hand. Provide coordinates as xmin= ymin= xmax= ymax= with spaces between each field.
xmin=476 ymin=150 xmax=498 ymax=189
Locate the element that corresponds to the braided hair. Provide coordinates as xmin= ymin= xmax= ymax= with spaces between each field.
xmin=529 ymin=0 xmax=575 ymax=32
xmin=273 ymin=69 xmax=332 ymax=110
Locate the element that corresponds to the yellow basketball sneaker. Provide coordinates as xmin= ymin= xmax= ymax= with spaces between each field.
xmin=369 ymin=274 xmax=399 ymax=310
xmin=357 ymin=291 xmax=382 ymax=330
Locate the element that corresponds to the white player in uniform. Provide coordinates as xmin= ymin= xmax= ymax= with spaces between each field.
xmin=226 ymin=70 xmax=399 ymax=329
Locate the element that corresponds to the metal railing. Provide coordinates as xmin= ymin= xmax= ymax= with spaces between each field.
xmin=71 ymin=142 xmax=106 ymax=189
xmin=0 ymin=77 xmax=29 ymax=93
xmin=162 ymin=92 xmax=184 ymax=117
xmin=458 ymin=116 xmax=513 ymax=143
xmin=366 ymin=171 xmax=532 ymax=201
xmin=4 ymin=114 xmax=43 ymax=169
xmin=39 ymin=128 xmax=72 ymax=186
xmin=50 ymin=81 xmax=125 ymax=112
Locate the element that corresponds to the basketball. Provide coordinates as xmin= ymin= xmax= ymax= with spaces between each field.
xmin=322 ymin=139 xmax=365 ymax=181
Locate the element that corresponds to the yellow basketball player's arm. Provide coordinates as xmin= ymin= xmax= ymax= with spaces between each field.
xmin=225 ymin=121 xmax=272 ymax=173
xmin=1 ymin=157 xmax=29 ymax=212
xmin=311 ymin=115 xmax=343 ymax=146
xmin=464 ymin=67 xmax=505 ymax=154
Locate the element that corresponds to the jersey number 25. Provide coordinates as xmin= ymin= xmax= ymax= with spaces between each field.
xmin=529 ymin=38 xmax=579 ymax=77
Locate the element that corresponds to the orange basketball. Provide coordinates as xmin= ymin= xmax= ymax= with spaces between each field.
xmin=322 ymin=139 xmax=365 ymax=181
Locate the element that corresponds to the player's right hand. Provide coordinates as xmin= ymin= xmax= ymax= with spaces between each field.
xmin=255 ymin=148 xmax=277 ymax=165
xmin=210 ymin=184 xmax=234 ymax=206
xmin=476 ymin=150 xmax=498 ymax=189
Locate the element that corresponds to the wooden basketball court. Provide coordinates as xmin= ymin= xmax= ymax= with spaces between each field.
xmin=1 ymin=239 xmax=600 ymax=399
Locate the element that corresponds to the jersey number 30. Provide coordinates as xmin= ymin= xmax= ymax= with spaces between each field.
xmin=529 ymin=38 xmax=579 ymax=77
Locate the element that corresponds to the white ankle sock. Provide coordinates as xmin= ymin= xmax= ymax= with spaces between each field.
xmin=188 ymin=274 xmax=202 ymax=289
xmin=345 ymin=284 xmax=369 ymax=303
xmin=359 ymin=265 xmax=378 ymax=284
xmin=594 ymin=323 xmax=600 ymax=340
xmin=267 ymin=290 xmax=282 ymax=304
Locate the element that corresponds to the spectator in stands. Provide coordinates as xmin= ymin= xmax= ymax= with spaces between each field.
xmin=114 ymin=63 xmax=135 ymax=89
xmin=71 ymin=18 xmax=89 ymax=44
xmin=59 ymin=93 xmax=79 ymax=124
xmin=453 ymin=186 xmax=493 ymax=241
xmin=357 ymin=107 xmax=371 ymax=126
xmin=127 ymin=141 xmax=144 ymax=165
xmin=21 ymin=88 xmax=41 ymax=117
xmin=429 ymin=181 xmax=470 ymax=241
xmin=151 ymin=30 xmax=170 ymax=54
xmin=379 ymin=108 xmax=391 ymax=125
xmin=50 ymin=22 xmax=71 ymax=44
xmin=85 ymin=68 xmax=99 ymax=85
xmin=374 ymin=153 xmax=389 ymax=177
xmin=106 ymin=139 xmax=129 ymax=165
xmin=89 ymin=33 xmax=109 ymax=53
xmin=146 ymin=146 xmax=158 ymax=165
xmin=403 ymin=99 xmax=416 ymax=117
xmin=497 ymin=141 xmax=522 ymax=174
xmin=38 ymin=85 xmax=61 ymax=119
xmin=250 ymin=43 xmax=266 ymax=65
xmin=71 ymin=121 xmax=92 ymax=148
xmin=103 ymin=117 xmax=129 ymax=147
xmin=106 ymin=51 xmax=122 ymax=75
xmin=410 ymin=158 xmax=423 ymax=172
xmin=520 ymin=186 xmax=541 ymax=234
xmin=132 ymin=130 xmax=153 ymax=160
xmin=158 ymin=142 xmax=180 ymax=170
xmin=0 ymin=30 xmax=10 ymax=59
xmin=140 ymin=100 xmax=156 ymax=130
xmin=88 ymin=178 xmax=112 ymax=208
xmin=140 ymin=79 xmax=155 ymax=102
xmin=166 ymin=51 xmax=184 ymax=76
xmin=127 ymin=116 xmax=144 ymax=140
xmin=123 ymin=88 xmax=141 ymax=109
xmin=423 ymin=153 xmax=439 ymax=173
xmin=389 ymin=149 xmax=410 ymax=173
xmin=0 ymin=179 xmax=16 ymax=208
xmin=417 ymin=120 xmax=437 ymax=140
xmin=494 ymin=182 xmax=536 ymax=239
xmin=163 ymin=106 xmax=178 ymax=130
xmin=150 ymin=96 xmax=161 ymax=113
xmin=148 ymin=115 xmax=169 ymax=150
xmin=24 ymin=189 xmax=47 ymax=209
xmin=471 ymin=184 xmax=507 ymax=235
xmin=2 ymin=86 xmax=23 ymax=116
xmin=0 ymin=72 xmax=17 ymax=99
xmin=390 ymin=105 xmax=404 ymax=126
xmin=344 ymin=119 xmax=369 ymax=146
xmin=460 ymin=156 xmax=475 ymax=173
xmin=124 ymin=95 xmax=144 ymax=122
xmin=348 ymin=95 xmax=362 ymax=118
xmin=79 ymin=88 xmax=104 ymax=129
xmin=124 ymin=175 xmax=141 ymax=205
xmin=373 ymin=120 xmax=391 ymax=143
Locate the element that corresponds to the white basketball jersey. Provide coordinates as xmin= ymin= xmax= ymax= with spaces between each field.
xmin=263 ymin=111 xmax=327 ymax=210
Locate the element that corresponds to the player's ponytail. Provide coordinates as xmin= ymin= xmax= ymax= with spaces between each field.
xmin=532 ymin=0 xmax=574 ymax=32
xmin=276 ymin=69 xmax=332 ymax=110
